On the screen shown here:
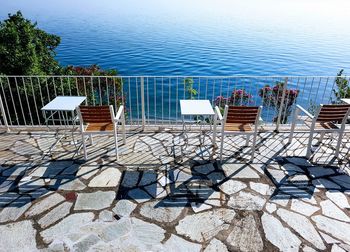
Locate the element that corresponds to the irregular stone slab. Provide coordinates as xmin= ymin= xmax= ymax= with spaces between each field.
xmin=308 ymin=166 xmax=335 ymax=178
xmin=88 ymin=168 xmax=121 ymax=187
xmin=75 ymin=191 xmax=115 ymax=210
xmin=320 ymin=200 xmax=350 ymax=222
xmin=58 ymin=178 xmax=86 ymax=191
xmin=276 ymin=209 xmax=325 ymax=250
xmin=76 ymin=164 xmax=99 ymax=179
xmin=204 ymin=238 xmax=228 ymax=252
xmin=281 ymin=163 xmax=304 ymax=174
xmin=331 ymin=244 xmax=347 ymax=252
xmin=18 ymin=177 xmax=46 ymax=192
xmin=140 ymin=201 xmax=183 ymax=222
xmin=130 ymin=217 xmax=166 ymax=245
xmin=261 ymin=213 xmax=301 ymax=252
xmin=191 ymin=202 xmax=212 ymax=213
xmin=330 ymin=175 xmax=350 ymax=189
xmin=0 ymin=195 xmax=32 ymax=223
xmin=73 ymin=234 xmax=100 ymax=252
xmin=312 ymin=215 xmax=350 ymax=244
xmin=121 ymin=171 xmax=140 ymax=188
xmin=227 ymin=214 xmax=263 ymax=252
xmin=0 ymin=220 xmax=37 ymax=252
xmin=98 ymin=217 xmax=132 ymax=242
xmin=176 ymin=208 xmax=236 ymax=242
xmin=219 ymin=180 xmax=247 ymax=195
xmin=319 ymin=231 xmax=340 ymax=244
xmin=193 ymin=163 xmax=215 ymax=175
xmin=38 ymin=202 xmax=72 ymax=228
xmin=265 ymin=203 xmax=277 ymax=213
xmin=112 ymin=200 xmax=136 ymax=217
xmin=326 ymin=191 xmax=350 ymax=209
xmin=250 ymin=182 xmax=273 ymax=195
xmin=222 ymin=164 xmax=260 ymax=178
xmin=228 ymin=191 xmax=266 ymax=210
xmin=163 ymin=234 xmax=202 ymax=252
xmin=99 ymin=210 xmax=114 ymax=222
xmin=312 ymin=178 xmax=341 ymax=190
xmin=128 ymin=188 xmax=152 ymax=203
xmin=286 ymin=157 xmax=311 ymax=166
xmin=267 ymin=169 xmax=286 ymax=184
xmin=2 ymin=163 xmax=32 ymax=177
xmin=290 ymin=199 xmax=319 ymax=216
xmin=41 ymin=213 xmax=94 ymax=243
xmin=0 ymin=179 xmax=15 ymax=193
xmin=25 ymin=193 xmax=65 ymax=217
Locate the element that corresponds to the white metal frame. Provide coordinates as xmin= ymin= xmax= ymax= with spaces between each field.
xmin=76 ymin=105 xmax=126 ymax=161
xmin=215 ymin=105 xmax=262 ymax=162
xmin=289 ymin=104 xmax=350 ymax=158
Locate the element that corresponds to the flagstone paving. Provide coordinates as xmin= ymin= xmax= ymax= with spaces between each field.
xmin=0 ymin=129 xmax=350 ymax=251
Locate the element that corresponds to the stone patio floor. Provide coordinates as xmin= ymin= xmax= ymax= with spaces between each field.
xmin=0 ymin=128 xmax=350 ymax=252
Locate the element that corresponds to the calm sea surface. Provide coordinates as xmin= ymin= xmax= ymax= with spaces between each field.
xmin=1 ymin=0 xmax=350 ymax=76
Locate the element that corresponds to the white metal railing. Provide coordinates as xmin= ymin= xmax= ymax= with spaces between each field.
xmin=0 ymin=75 xmax=349 ymax=130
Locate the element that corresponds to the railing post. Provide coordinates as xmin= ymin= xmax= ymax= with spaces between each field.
xmin=275 ymin=77 xmax=288 ymax=132
xmin=141 ymin=76 xmax=146 ymax=130
xmin=0 ymin=94 xmax=10 ymax=132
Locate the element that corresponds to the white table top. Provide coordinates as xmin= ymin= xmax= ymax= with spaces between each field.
xmin=341 ymin=98 xmax=350 ymax=104
xmin=41 ymin=96 xmax=86 ymax=111
xmin=180 ymin=100 xmax=215 ymax=116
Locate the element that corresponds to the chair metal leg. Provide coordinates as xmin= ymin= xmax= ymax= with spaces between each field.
xmin=89 ymin=134 xmax=93 ymax=145
xmin=306 ymin=131 xmax=313 ymax=158
xmin=220 ymin=134 xmax=224 ymax=163
xmin=250 ymin=133 xmax=257 ymax=162
xmin=115 ymin=129 xmax=119 ymax=161
xmin=245 ymin=135 xmax=250 ymax=146
xmin=335 ymin=131 xmax=343 ymax=158
xmin=318 ymin=132 xmax=325 ymax=144
xmin=82 ymin=134 xmax=87 ymax=160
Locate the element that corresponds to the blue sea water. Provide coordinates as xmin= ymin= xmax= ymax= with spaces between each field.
xmin=1 ymin=0 xmax=350 ymax=76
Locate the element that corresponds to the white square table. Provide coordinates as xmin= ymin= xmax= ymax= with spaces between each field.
xmin=341 ymin=98 xmax=350 ymax=104
xmin=41 ymin=96 xmax=86 ymax=154
xmin=179 ymin=100 xmax=215 ymax=152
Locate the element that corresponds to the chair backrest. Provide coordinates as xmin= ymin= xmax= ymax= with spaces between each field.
xmin=316 ymin=104 xmax=350 ymax=123
xmin=224 ymin=105 xmax=261 ymax=124
xmin=78 ymin=105 xmax=112 ymax=124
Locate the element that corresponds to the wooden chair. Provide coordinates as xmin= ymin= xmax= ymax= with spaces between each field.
xmin=76 ymin=105 xmax=126 ymax=160
xmin=215 ymin=105 xmax=262 ymax=162
xmin=289 ymin=104 xmax=350 ymax=158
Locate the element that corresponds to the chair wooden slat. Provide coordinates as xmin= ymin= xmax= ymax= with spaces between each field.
xmin=79 ymin=105 xmax=112 ymax=123
xmin=226 ymin=106 xmax=259 ymax=124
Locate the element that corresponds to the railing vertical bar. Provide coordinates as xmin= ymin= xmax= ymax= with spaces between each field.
xmin=82 ymin=77 xmax=87 ymax=105
xmin=154 ymin=77 xmax=157 ymax=125
xmin=60 ymin=77 xmax=65 ymax=96
xmin=67 ymin=77 xmax=72 ymax=96
xmin=106 ymin=77 xmax=109 ymax=105
xmin=198 ymin=77 xmax=201 ymax=99
xmin=128 ymin=77 xmax=133 ymax=125
xmin=176 ymin=77 xmax=179 ymax=125
xmin=113 ymin=77 xmax=117 ymax=109
xmin=15 ymin=77 xmax=26 ymax=126
xmin=30 ymin=77 xmax=41 ymax=125
xmin=98 ymin=77 xmax=102 ymax=105
xmin=0 ymin=77 xmax=12 ymax=126
xmin=90 ymin=77 xmax=95 ymax=106
xmin=146 ymin=77 xmax=150 ymax=125
xmin=75 ymin=77 xmax=79 ymax=96
xmin=135 ymin=77 xmax=140 ymax=126
xmin=275 ymin=77 xmax=288 ymax=131
xmin=0 ymin=92 xmax=9 ymax=131
xmin=161 ymin=77 xmax=164 ymax=125
xmin=211 ymin=79 xmax=216 ymax=107
xmin=205 ymin=78 xmax=208 ymax=99
xmin=7 ymin=77 xmax=19 ymax=125
xmin=168 ymin=77 xmax=171 ymax=125
xmin=37 ymin=77 xmax=45 ymax=123
xmin=321 ymin=77 xmax=329 ymax=104
xmin=140 ymin=76 xmax=145 ymax=129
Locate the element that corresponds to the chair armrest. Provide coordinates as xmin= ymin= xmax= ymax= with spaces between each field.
xmin=296 ymin=105 xmax=314 ymax=119
xmin=114 ymin=105 xmax=124 ymax=121
xmin=215 ymin=106 xmax=223 ymax=121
